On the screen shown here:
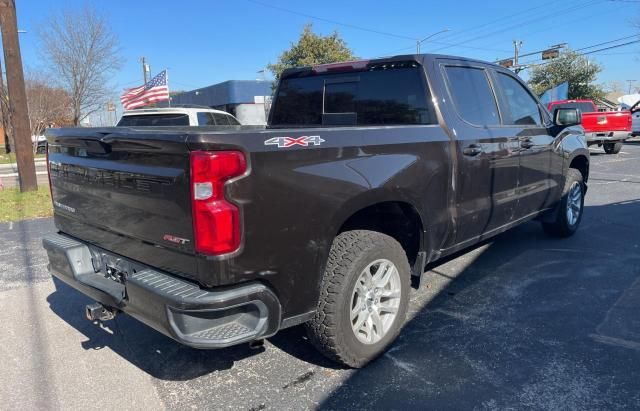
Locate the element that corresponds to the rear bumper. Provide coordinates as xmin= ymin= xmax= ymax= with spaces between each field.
xmin=585 ymin=131 xmax=631 ymax=143
xmin=42 ymin=232 xmax=281 ymax=349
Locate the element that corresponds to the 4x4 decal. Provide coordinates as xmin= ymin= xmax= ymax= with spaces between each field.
xmin=265 ymin=136 xmax=325 ymax=148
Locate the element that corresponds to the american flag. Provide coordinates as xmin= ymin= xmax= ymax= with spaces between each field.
xmin=120 ymin=70 xmax=169 ymax=110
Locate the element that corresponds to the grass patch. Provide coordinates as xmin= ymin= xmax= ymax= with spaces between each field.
xmin=0 ymin=186 xmax=53 ymax=222
xmin=0 ymin=145 xmax=45 ymax=164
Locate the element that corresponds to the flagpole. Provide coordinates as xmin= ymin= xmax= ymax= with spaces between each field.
xmin=166 ymin=69 xmax=171 ymax=107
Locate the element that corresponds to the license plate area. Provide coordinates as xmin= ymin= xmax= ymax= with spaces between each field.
xmin=104 ymin=264 xmax=126 ymax=284
xmin=86 ymin=249 xmax=146 ymax=302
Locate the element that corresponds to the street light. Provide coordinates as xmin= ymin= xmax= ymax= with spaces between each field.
xmin=416 ymin=28 xmax=450 ymax=54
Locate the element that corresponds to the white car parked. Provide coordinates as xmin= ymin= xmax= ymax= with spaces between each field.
xmin=117 ymin=106 xmax=241 ymax=127
xmin=31 ymin=135 xmax=47 ymax=153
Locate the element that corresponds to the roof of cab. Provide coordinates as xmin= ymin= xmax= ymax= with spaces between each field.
xmin=280 ymin=53 xmax=504 ymax=79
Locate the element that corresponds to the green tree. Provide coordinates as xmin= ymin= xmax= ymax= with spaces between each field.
xmin=527 ymin=50 xmax=604 ymax=100
xmin=267 ymin=24 xmax=356 ymax=80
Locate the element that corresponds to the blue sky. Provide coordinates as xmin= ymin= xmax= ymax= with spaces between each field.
xmin=14 ymin=0 xmax=640 ymax=96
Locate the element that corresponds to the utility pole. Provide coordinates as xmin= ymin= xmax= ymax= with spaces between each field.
xmin=627 ymin=80 xmax=637 ymax=94
xmin=106 ymin=101 xmax=116 ymax=125
xmin=513 ymin=40 xmax=524 ymax=74
xmin=141 ymin=57 xmax=149 ymax=84
xmin=0 ymin=0 xmax=36 ymax=191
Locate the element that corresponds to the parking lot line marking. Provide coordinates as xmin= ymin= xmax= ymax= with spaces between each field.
xmin=589 ymin=334 xmax=640 ymax=351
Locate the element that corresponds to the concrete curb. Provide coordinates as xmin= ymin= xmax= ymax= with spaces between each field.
xmin=0 ymin=159 xmax=46 ymax=171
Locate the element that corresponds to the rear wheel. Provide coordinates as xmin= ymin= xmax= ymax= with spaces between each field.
xmin=306 ymin=230 xmax=410 ymax=368
xmin=542 ymin=169 xmax=584 ymax=237
xmin=603 ymin=142 xmax=622 ymax=154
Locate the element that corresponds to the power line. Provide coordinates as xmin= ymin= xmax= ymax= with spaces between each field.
xmin=385 ymin=0 xmax=590 ymax=55
xmin=430 ymin=0 xmax=604 ymax=53
xmin=495 ymin=34 xmax=639 ymax=63
xmin=426 ymin=0 xmax=562 ymax=43
xmin=245 ymin=0 xmax=572 ymax=57
xmin=589 ymin=51 xmax=638 ymax=55
xmin=244 ymin=0 xmax=414 ymax=41
xmin=520 ymin=39 xmax=640 ymax=66
xmin=472 ymin=2 xmax=621 ymax=59
xmin=574 ymin=34 xmax=640 ymax=52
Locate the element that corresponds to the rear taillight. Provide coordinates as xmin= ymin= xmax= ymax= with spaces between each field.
xmin=190 ymin=150 xmax=246 ymax=255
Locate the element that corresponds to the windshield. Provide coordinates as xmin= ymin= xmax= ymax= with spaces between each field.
xmin=117 ymin=113 xmax=190 ymax=126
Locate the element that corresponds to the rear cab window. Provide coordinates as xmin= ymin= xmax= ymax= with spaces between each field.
xmin=270 ymin=61 xmax=437 ymax=127
xmin=117 ymin=113 xmax=190 ymax=127
xmin=550 ymin=102 xmax=596 ymax=114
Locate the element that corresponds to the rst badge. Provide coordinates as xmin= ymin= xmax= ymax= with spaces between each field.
xmin=163 ymin=234 xmax=190 ymax=245
xmin=265 ymin=135 xmax=325 ymax=148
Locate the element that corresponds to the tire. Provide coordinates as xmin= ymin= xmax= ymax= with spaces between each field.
xmin=306 ymin=230 xmax=410 ymax=368
xmin=542 ymin=169 xmax=584 ymax=237
xmin=603 ymin=142 xmax=622 ymax=154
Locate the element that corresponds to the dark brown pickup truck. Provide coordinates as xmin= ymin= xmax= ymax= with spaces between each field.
xmin=43 ymin=54 xmax=589 ymax=368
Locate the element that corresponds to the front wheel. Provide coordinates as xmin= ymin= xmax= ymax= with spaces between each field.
xmin=542 ymin=169 xmax=584 ymax=237
xmin=603 ymin=142 xmax=622 ymax=154
xmin=306 ymin=230 xmax=410 ymax=368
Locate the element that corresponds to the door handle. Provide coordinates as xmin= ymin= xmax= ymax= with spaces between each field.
xmin=463 ymin=145 xmax=482 ymax=156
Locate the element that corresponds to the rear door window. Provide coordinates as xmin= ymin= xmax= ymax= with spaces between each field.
xmin=197 ymin=112 xmax=215 ymax=126
xmin=271 ymin=63 xmax=436 ymax=126
xmin=495 ymin=72 xmax=542 ymax=126
xmin=444 ymin=66 xmax=500 ymax=126
xmin=213 ymin=113 xmax=231 ymax=125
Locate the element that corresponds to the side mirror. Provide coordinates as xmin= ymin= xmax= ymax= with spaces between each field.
xmin=554 ymin=108 xmax=581 ymax=127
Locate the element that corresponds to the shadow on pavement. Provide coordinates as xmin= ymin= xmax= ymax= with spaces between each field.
xmin=43 ymin=199 xmax=640 ymax=407
xmin=318 ymin=199 xmax=640 ymax=409
xmin=47 ymin=278 xmax=263 ymax=381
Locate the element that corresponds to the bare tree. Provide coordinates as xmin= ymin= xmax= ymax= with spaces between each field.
xmin=25 ymin=71 xmax=73 ymax=138
xmin=0 ymin=82 xmax=13 ymax=153
xmin=38 ymin=6 xmax=122 ymax=125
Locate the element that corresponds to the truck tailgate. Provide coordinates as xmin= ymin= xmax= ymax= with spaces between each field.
xmin=582 ymin=111 xmax=632 ymax=133
xmin=47 ymin=128 xmax=198 ymax=276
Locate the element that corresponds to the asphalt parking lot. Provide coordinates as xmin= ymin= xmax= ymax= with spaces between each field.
xmin=2 ymin=143 xmax=640 ymax=410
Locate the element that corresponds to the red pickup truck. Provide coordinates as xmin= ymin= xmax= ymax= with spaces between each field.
xmin=548 ymin=99 xmax=632 ymax=154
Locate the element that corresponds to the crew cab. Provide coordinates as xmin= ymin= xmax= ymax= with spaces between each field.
xmin=43 ymin=54 xmax=589 ymax=368
xmin=117 ymin=106 xmax=241 ymax=127
xmin=547 ymin=99 xmax=632 ymax=154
